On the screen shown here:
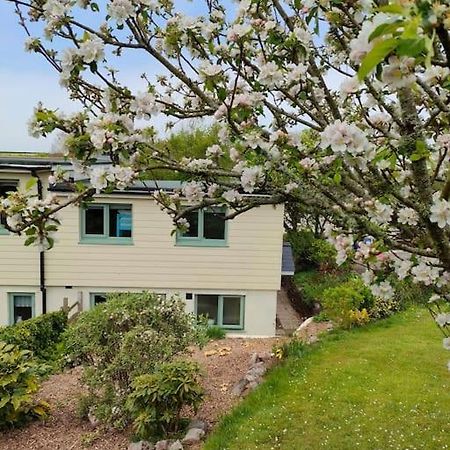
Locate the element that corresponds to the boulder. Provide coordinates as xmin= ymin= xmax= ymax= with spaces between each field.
xmin=188 ymin=419 xmax=207 ymax=432
xmin=296 ymin=316 xmax=314 ymax=332
xmin=182 ymin=428 xmax=205 ymax=445
xmin=168 ymin=440 xmax=183 ymax=450
xmin=87 ymin=410 xmax=100 ymax=428
xmin=155 ymin=441 xmax=169 ymax=450
xmin=231 ymin=378 xmax=248 ymax=396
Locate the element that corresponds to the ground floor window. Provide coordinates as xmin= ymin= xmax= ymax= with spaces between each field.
xmin=195 ymin=294 xmax=244 ymax=330
xmin=9 ymin=293 xmax=35 ymax=324
xmin=90 ymin=293 xmax=107 ymax=308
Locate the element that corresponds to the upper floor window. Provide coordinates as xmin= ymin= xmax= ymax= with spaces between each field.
xmin=176 ymin=207 xmax=227 ymax=247
xmin=81 ymin=204 xmax=132 ymax=244
xmin=0 ymin=180 xmax=18 ymax=235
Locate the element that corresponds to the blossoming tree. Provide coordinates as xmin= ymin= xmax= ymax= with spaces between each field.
xmin=2 ymin=0 xmax=450 ymax=360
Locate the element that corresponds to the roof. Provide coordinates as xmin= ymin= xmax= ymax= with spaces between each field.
xmin=281 ymin=242 xmax=295 ymax=276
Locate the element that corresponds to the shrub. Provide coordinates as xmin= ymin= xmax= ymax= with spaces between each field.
xmin=369 ymin=297 xmax=401 ymax=320
xmin=126 ymin=360 xmax=204 ymax=439
xmin=287 ymin=230 xmax=337 ymax=271
xmin=0 ymin=342 xmax=50 ymax=429
xmin=313 ymin=311 xmax=329 ymax=323
xmin=206 ymin=326 xmax=226 ymax=340
xmin=63 ymin=292 xmax=207 ymax=427
xmin=0 ymin=311 xmax=68 ymax=361
xmin=322 ymin=278 xmax=375 ymax=328
xmin=273 ymin=339 xmax=306 ymax=360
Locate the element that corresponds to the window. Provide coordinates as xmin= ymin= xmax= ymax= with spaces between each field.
xmin=0 ymin=180 xmax=18 ymax=235
xmin=8 ymin=293 xmax=35 ymax=325
xmin=176 ymin=208 xmax=227 ymax=246
xmin=81 ymin=204 xmax=132 ymax=244
xmin=90 ymin=293 xmax=107 ymax=308
xmin=90 ymin=292 xmax=166 ymax=308
xmin=195 ymin=294 xmax=244 ymax=330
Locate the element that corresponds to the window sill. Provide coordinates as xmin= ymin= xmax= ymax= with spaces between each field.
xmin=175 ymin=240 xmax=228 ymax=248
xmin=79 ymin=238 xmax=134 ymax=246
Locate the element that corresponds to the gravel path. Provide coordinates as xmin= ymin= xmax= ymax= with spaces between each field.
xmin=0 ymin=338 xmax=284 ymax=450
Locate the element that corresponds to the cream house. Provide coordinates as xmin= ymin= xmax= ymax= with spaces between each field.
xmin=0 ymin=153 xmax=292 ymax=336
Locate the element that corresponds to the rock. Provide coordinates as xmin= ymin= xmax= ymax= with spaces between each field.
xmin=249 ymin=352 xmax=258 ymax=365
xmin=168 ymin=440 xmax=183 ymax=450
xmin=128 ymin=442 xmax=154 ymax=450
xmin=258 ymin=351 xmax=273 ymax=362
xmin=307 ymin=335 xmax=319 ymax=345
xmin=182 ymin=428 xmax=205 ymax=445
xmin=155 ymin=441 xmax=169 ymax=450
xmin=246 ymin=381 xmax=259 ymax=391
xmin=231 ymin=378 xmax=248 ymax=396
xmin=188 ymin=419 xmax=207 ymax=431
xmin=296 ymin=316 xmax=314 ymax=332
xmin=87 ymin=410 xmax=100 ymax=428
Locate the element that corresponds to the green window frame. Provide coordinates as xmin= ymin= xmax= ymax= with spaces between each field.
xmin=80 ymin=203 xmax=133 ymax=245
xmin=176 ymin=208 xmax=228 ymax=247
xmin=195 ymin=294 xmax=245 ymax=330
xmin=89 ymin=292 xmax=107 ymax=308
xmin=0 ymin=180 xmax=18 ymax=235
xmin=8 ymin=293 xmax=35 ymax=325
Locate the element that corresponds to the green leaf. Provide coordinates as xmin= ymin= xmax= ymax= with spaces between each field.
xmin=369 ymin=21 xmax=403 ymax=41
xmin=333 ymin=172 xmax=342 ymax=184
xmin=378 ymin=5 xmax=406 ymax=14
xmin=25 ymin=177 xmax=37 ymax=191
xmin=24 ymin=236 xmax=37 ymax=246
xmin=358 ymin=38 xmax=398 ymax=80
xmin=396 ymin=38 xmax=425 ymax=57
xmin=411 ymin=140 xmax=430 ymax=161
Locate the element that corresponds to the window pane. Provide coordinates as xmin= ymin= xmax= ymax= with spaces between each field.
xmin=197 ymin=295 xmax=219 ymax=325
xmin=109 ymin=206 xmax=132 ymax=238
xmin=85 ymin=206 xmax=104 ymax=235
xmin=13 ymin=295 xmax=33 ymax=323
xmin=181 ymin=211 xmax=199 ymax=238
xmin=203 ymin=210 xmax=226 ymax=240
xmin=222 ymin=296 xmax=242 ymax=326
xmin=93 ymin=294 xmax=107 ymax=305
xmin=0 ymin=182 xmax=17 ymax=228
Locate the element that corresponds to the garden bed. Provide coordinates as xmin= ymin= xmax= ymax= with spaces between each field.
xmin=0 ymin=337 xmax=284 ymax=450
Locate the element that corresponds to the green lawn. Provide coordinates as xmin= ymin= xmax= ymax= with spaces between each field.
xmin=204 ymin=309 xmax=450 ymax=450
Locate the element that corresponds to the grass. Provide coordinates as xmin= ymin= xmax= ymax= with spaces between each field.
xmin=294 ymin=269 xmax=353 ymax=305
xmin=204 ymin=309 xmax=450 ymax=450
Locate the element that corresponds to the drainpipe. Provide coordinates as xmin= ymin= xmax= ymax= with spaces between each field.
xmin=31 ymin=170 xmax=47 ymax=314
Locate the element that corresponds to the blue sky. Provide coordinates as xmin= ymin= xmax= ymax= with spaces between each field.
xmin=0 ymin=1 xmax=218 ymax=153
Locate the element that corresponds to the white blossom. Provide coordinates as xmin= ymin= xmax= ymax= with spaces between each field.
xmin=430 ymin=196 xmax=450 ymax=229
xmin=397 ymin=207 xmax=419 ymax=226
xmin=78 ymin=36 xmax=105 ymax=64
xmin=411 ymin=261 xmax=441 ymax=285
xmin=320 ymin=120 xmax=370 ymax=157
xmin=368 ymin=200 xmax=393 ymax=225
xmin=182 ymin=181 xmax=205 ymax=203
xmin=130 ymin=92 xmax=159 ymax=119
xmin=370 ymin=280 xmax=395 ymax=300
xmin=435 ymin=313 xmax=450 ymax=327
xmin=240 ymin=166 xmax=264 ymax=193
xmin=107 ymin=0 xmax=134 ymax=24
xmin=222 ymin=189 xmax=242 ymax=203
xmin=443 ymin=337 xmax=450 ymax=350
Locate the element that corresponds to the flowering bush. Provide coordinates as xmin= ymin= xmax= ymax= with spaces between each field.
xmin=0 ymin=342 xmax=50 ymax=429
xmin=322 ymin=278 xmax=375 ymax=329
xmin=126 ymin=360 xmax=203 ymax=439
xmin=3 ymin=0 xmax=450 ymax=366
xmin=63 ymin=292 xmax=207 ymax=428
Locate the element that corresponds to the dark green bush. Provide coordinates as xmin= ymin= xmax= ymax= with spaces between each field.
xmin=63 ymin=292 xmax=207 ymax=428
xmin=206 ymin=326 xmax=226 ymax=340
xmin=126 ymin=360 xmax=204 ymax=439
xmin=0 ymin=341 xmax=50 ymax=429
xmin=0 ymin=311 xmax=68 ymax=361
xmin=286 ymin=230 xmax=337 ymax=271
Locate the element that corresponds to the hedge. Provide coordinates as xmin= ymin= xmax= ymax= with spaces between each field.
xmin=0 ymin=311 xmax=68 ymax=360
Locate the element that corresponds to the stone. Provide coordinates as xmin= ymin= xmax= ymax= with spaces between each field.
xmin=296 ymin=316 xmax=314 ymax=332
xmin=128 ymin=441 xmax=154 ymax=450
xmin=182 ymin=428 xmax=205 ymax=445
xmin=307 ymin=335 xmax=319 ymax=345
xmin=257 ymin=351 xmax=273 ymax=362
xmin=87 ymin=410 xmax=100 ymax=428
xmin=155 ymin=441 xmax=169 ymax=450
xmin=188 ymin=419 xmax=207 ymax=432
xmin=231 ymin=378 xmax=248 ymax=396
xmin=168 ymin=440 xmax=183 ymax=450
xmin=249 ymin=352 xmax=258 ymax=365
